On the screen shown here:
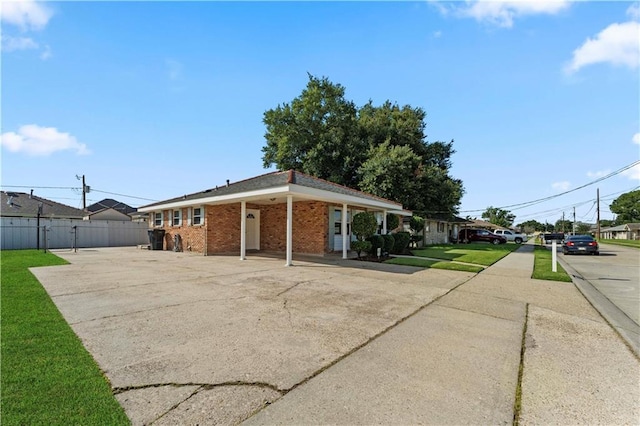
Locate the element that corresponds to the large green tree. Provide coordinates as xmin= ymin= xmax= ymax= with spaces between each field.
xmin=262 ymin=74 xmax=464 ymax=214
xmin=516 ymin=219 xmax=544 ymax=233
xmin=610 ymin=190 xmax=640 ymax=224
xmin=262 ymin=74 xmax=365 ymax=187
xmin=482 ymin=206 xmax=515 ymax=228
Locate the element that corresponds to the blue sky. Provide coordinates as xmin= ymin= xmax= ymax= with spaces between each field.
xmin=2 ymin=1 xmax=639 ymax=226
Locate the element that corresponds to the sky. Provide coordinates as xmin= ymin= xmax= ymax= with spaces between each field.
xmin=2 ymin=0 xmax=639 ymax=226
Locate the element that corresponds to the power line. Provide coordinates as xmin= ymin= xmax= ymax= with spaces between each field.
xmin=90 ymin=189 xmax=158 ymax=202
xmin=459 ymin=160 xmax=639 ymax=213
xmin=1 ymin=185 xmax=80 ymax=190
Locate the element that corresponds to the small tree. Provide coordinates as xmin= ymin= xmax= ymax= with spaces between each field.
xmin=386 ymin=213 xmax=400 ymax=232
xmin=352 ymin=212 xmax=378 ymax=259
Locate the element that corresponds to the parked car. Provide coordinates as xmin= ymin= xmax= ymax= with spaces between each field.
xmin=562 ymin=235 xmax=599 ymax=255
xmin=458 ymin=229 xmax=507 ymax=245
xmin=493 ymin=229 xmax=527 ymax=244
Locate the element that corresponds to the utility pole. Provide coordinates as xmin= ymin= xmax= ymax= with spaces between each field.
xmin=573 ymin=207 xmax=576 ymax=235
xmin=562 ymin=211 xmax=565 ymax=233
xmin=76 ymin=174 xmax=88 ymax=211
xmin=596 ymin=188 xmax=601 ymax=240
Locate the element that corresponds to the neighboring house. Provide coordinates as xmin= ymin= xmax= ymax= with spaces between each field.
xmin=600 ymin=223 xmax=640 ymax=240
xmin=85 ymin=198 xmax=145 ymax=221
xmin=1 ymin=191 xmax=85 ymax=219
xmin=424 ymin=215 xmax=470 ymax=245
xmin=138 ymin=170 xmax=410 ymax=265
xmin=466 ymin=219 xmax=505 ymax=232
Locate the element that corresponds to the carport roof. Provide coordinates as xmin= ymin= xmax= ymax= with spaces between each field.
xmin=139 ymin=170 xmax=409 ymax=213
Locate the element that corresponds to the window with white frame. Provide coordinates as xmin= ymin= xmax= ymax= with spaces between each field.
xmin=192 ymin=207 xmax=203 ymax=225
xmin=333 ymin=209 xmax=351 ymax=235
xmin=172 ymin=209 xmax=182 ymax=226
xmin=154 ymin=212 xmax=163 ymax=227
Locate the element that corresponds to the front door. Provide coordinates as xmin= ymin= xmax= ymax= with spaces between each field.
xmin=246 ymin=209 xmax=260 ymax=250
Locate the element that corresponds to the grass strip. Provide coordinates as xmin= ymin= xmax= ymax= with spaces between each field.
xmin=599 ymin=239 xmax=640 ymax=249
xmin=384 ymin=256 xmax=484 ymax=273
xmin=411 ymin=242 xmax=520 ymax=266
xmin=531 ymin=246 xmax=572 ymax=282
xmin=1 ymin=250 xmax=130 ymax=426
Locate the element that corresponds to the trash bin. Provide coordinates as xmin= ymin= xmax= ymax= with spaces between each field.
xmin=147 ymin=229 xmax=165 ymax=250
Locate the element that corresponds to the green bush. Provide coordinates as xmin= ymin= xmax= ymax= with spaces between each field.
xmin=352 ymin=212 xmax=378 ymax=241
xmin=392 ymin=232 xmax=411 ymax=254
xmin=351 ymin=240 xmax=372 ymax=259
xmin=386 ymin=213 xmax=399 ymax=231
xmin=409 ymin=215 xmax=425 ymax=233
xmin=367 ymin=235 xmax=385 ymax=256
xmin=382 ymin=234 xmax=395 ymax=254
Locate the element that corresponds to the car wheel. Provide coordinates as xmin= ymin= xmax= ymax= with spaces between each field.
xmin=594 ymin=252 xmax=600 ymax=256
xmin=514 ymin=238 xmax=522 ymax=244
xmin=492 ymin=239 xmax=500 ymax=245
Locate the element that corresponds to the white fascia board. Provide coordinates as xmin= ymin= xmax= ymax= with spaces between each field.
xmin=288 ymin=184 xmax=403 ymax=211
xmin=137 ymin=186 xmax=290 ymax=212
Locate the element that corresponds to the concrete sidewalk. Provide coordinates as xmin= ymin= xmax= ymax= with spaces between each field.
xmin=244 ymin=243 xmax=640 ymax=425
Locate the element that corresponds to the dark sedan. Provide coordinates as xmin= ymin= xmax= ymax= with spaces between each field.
xmin=562 ymin=235 xmax=599 ymax=255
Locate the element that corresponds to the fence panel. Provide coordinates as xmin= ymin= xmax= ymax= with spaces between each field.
xmin=1 ymin=217 xmax=148 ymax=250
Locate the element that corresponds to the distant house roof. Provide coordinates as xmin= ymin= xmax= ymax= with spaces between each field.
xmin=87 ymin=198 xmax=137 ymax=215
xmin=466 ymin=219 xmax=505 ymax=230
xmin=601 ymin=223 xmax=640 ymax=232
xmin=1 ymin=191 xmax=85 ymax=219
xmin=139 ymin=170 xmax=407 ymax=214
xmin=405 ymin=213 xmax=470 ymax=223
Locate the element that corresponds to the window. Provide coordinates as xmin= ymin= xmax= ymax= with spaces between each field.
xmin=438 ymin=222 xmax=445 ymax=233
xmin=333 ymin=209 xmax=350 ymax=235
xmin=192 ymin=207 xmax=203 ymax=225
xmin=172 ymin=209 xmax=182 ymax=226
xmin=154 ymin=212 xmax=163 ymax=227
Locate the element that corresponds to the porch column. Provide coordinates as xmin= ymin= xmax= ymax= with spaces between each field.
xmin=342 ymin=204 xmax=348 ymax=259
xmin=240 ymin=201 xmax=246 ymax=260
xmin=285 ymin=195 xmax=293 ymax=267
xmin=382 ymin=210 xmax=388 ymax=234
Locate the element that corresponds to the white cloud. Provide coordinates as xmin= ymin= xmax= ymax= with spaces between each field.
xmin=622 ymin=163 xmax=640 ymax=180
xmin=627 ymin=3 xmax=640 ymax=21
xmin=552 ymin=181 xmax=571 ymax=191
xmin=40 ymin=44 xmax=52 ymax=60
xmin=0 ymin=0 xmax=53 ymax=31
xmin=0 ymin=125 xmax=90 ymax=156
xmin=633 ymin=133 xmax=640 ymax=145
xmin=1 ymin=35 xmax=38 ymax=51
xmin=565 ymin=21 xmax=640 ymax=73
xmin=457 ymin=0 xmax=571 ymax=28
xmin=433 ymin=30 xmax=442 ymax=38
xmin=587 ymin=170 xmax=610 ymax=179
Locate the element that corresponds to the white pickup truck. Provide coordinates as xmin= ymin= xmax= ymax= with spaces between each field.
xmin=493 ymin=229 xmax=527 ymax=244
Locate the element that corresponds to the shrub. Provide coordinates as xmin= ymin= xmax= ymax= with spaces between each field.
xmin=386 ymin=213 xmax=400 ymax=231
xmin=367 ymin=235 xmax=385 ymax=256
xmin=351 ymin=240 xmax=372 ymax=260
xmin=382 ymin=234 xmax=395 ymax=254
xmin=352 ymin=212 xmax=378 ymax=241
xmin=392 ymin=232 xmax=411 ymax=254
xmin=409 ymin=215 xmax=425 ymax=234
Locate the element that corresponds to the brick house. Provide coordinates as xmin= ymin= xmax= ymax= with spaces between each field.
xmin=138 ymin=170 xmax=410 ymax=265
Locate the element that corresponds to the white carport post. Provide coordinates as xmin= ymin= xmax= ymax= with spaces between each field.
xmin=382 ymin=210 xmax=388 ymax=234
xmin=285 ymin=195 xmax=293 ymax=267
xmin=342 ymin=204 xmax=348 ymax=259
xmin=240 ymin=201 xmax=247 ymax=260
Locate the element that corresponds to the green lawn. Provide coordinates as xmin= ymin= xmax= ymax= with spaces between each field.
xmin=384 ymin=242 xmax=520 ymax=273
xmin=599 ymin=239 xmax=640 ymax=249
xmin=1 ymin=250 xmax=130 ymax=426
xmin=384 ymin=256 xmax=484 ymax=273
xmin=531 ymin=246 xmax=572 ymax=282
xmin=411 ymin=242 xmax=522 ymax=266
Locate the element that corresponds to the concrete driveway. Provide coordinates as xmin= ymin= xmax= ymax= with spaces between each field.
xmin=32 ymin=247 xmax=473 ymax=425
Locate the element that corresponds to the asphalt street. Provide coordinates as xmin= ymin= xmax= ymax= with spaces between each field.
xmin=557 ymin=242 xmax=640 ymax=355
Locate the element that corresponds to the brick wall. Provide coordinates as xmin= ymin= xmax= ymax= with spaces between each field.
xmin=151 ymin=200 xmax=330 ymax=255
xmin=153 ymin=208 xmax=207 ymax=253
xmin=205 ymin=204 xmax=241 ymax=253
xmin=260 ymin=201 xmax=329 ymax=254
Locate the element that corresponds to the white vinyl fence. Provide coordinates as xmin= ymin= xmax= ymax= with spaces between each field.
xmin=1 ymin=217 xmax=149 ymax=250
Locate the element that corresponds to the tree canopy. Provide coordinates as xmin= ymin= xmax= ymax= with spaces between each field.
xmin=482 ymin=206 xmax=515 ymax=228
xmin=262 ymin=74 xmax=464 ymax=215
xmin=610 ymin=189 xmax=640 ymax=224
